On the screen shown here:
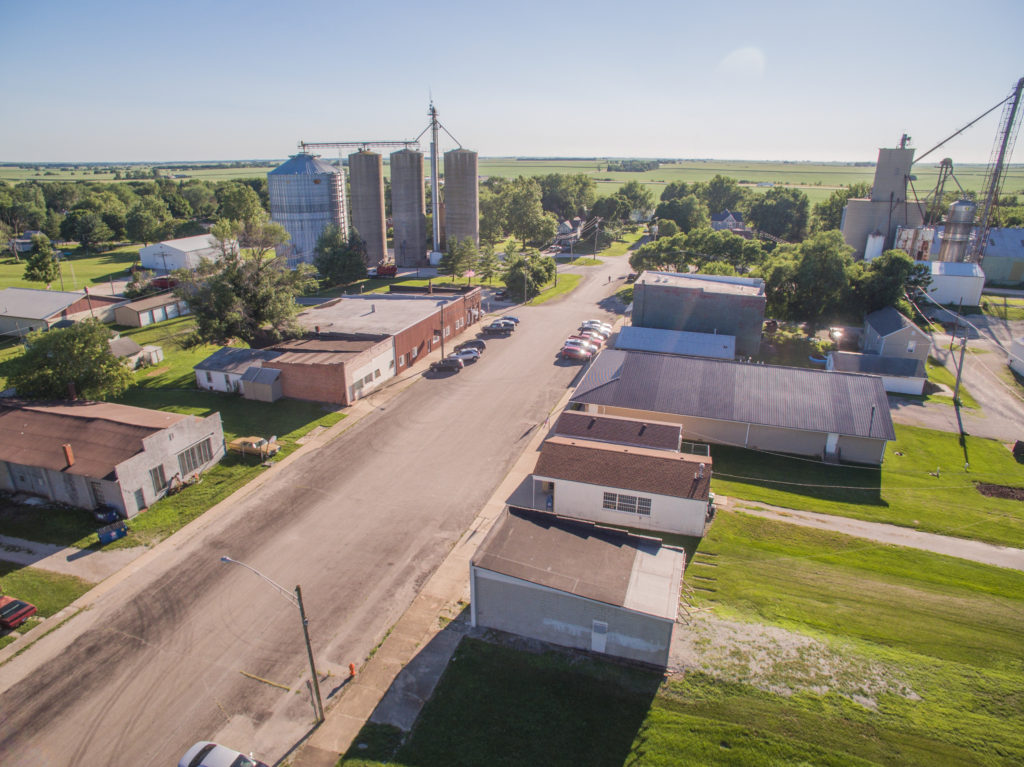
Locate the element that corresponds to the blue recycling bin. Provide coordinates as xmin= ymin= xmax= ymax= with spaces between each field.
xmin=97 ymin=521 xmax=127 ymax=544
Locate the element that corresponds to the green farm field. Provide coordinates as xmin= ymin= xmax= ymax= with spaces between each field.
xmin=0 ymin=164 xmax=281 ymax=184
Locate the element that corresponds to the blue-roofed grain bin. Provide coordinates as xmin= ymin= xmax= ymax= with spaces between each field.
xmin=268 ymin=153 xmax=348 ymax=268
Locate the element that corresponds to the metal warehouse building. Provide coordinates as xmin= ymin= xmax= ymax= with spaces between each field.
xmin=569 ymin=350 xmax=895 ymax=465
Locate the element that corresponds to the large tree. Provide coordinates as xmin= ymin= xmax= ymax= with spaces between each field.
xmin=23 ymin=234 xmax=60 ymax=285
xmin=850 ymin=249 xmax=932 ymax=314
xmin=702 ymin=175 xmax=746 ymax=215
xmin=126 ymin=196 xmax=172 ymax=245
xmin=617 ymin=180 xmax=655 ymax=220
xmin=177 ymin=217 xmax=316 ymax=346
xmin=439 ymin=237 xmax=476 ymax=281
xmin=11 ymin=319 xmax=133 ymax=400
xmin=314 ymin=224 xmax=367 ymax=285
xmin=654 ymin=195 xmax=708 ymax=234
xmin=759 ymin=231 xmax=852 ymax=325
xmin=502 ymin=252 xmax=556 ymax=301
xmin=746 ymin=186 xmax=810 ymax=241
xmin=60 ymin=209 xmax=113 ymax=251
xmin=812 ymin=182 xmax=871 ymax=232
xmin=216 ymin=183 xmax=263 ymax=223
xmin=504 ymin=177 xmax=557 ymax=249
xmin=476 ymin=242 xmax=500 ymax=283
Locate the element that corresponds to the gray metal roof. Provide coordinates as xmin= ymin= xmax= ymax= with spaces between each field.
xmin=864 ymin=306 xmax=916 ymax=337
xmin=108 ymin=337 xmax=143 ymax=358
xmin=0 ymin=288 xmax=83 ymax=320
xmin=472 ymin=507 xmax=684 ymax=619
xmin=930 ymin=261 xmax=984 ymax=277
xmin=194 ymin=347 xmax=281 ymax=374
xmin=553 ymin=410 xmax=681 ymax=451
xmin=571 ymin=350 xmax=895 ymax=441
xmin=616 ymin=325 xmax=735 ymax=359
xmin=240 ymin=367 xmax=281 ymax=384
xmin=268 ymin=153 xmax=340 ymax=176
xmin=830 ymin=352 xmax=925 ymax=379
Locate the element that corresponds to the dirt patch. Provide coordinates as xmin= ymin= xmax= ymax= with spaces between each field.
xmin=976 ymin=483 xmax=1024 ymax=501
xmin=669 ymin=612 xmax=918 ymax=708
xmin=144 ymin=366 xmax=171 ymax=378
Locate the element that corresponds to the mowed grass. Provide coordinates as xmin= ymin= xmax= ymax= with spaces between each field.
xmin=981 ymin=295 xmax=1024 ymax=322
xmin=342 ymin=511 xmax=1024 ymax=767
xmin=0 ymin=561 xmax=93 ymax=649
xmin=710 ymin=423 xmax=1024 ymax=547
xmin=0 ymin=243 xmax=138 ymax=291
xmin=925 ymin=355 xmax=981 ymax=408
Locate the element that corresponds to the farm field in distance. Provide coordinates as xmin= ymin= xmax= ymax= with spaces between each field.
xmin=5 ymin=159 xmax=1022 ymax=207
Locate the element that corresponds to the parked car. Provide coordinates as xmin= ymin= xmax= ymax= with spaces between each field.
xmin=561 ymin=345 xmax=593 ymax=361
xmin=448 ymin=349 xmax=480 ymax=364
xmin=0 ymin=596 xmax=37 ymax=630
xmin=581 ymin=320 xmax=612 ymax=333
xmin=429 ymin=357 xmax=464 ymax=373
xmin=577 ymin=328 xmax=608 ymax=343
xmin=626 ymin=273 xmax=638 ymax=283
xmin=565 ymin=337 xmax=600 ymax=354
xmin=499 ymin=315 xmax=520 ymax=324
xmin=178 ymin=741 xmax=269 ymax=767
xmin=494 ymin=289 xmax=509 ymax=300
xmin=454 ymin=339 xmax=486 ymax=353
xmin=483 ymin=322 xmax=513 ymax=335
xmin=228 ymin=436 xmax=281 ymax=458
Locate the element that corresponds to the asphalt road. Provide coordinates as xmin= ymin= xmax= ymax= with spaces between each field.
xmin=0 ymin=259 xmax=631 ymax=766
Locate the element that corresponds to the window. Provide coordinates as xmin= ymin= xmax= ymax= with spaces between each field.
xmin=150 ymin=465 xmax=167 ymax=494
xmin=398 ymin=354 xmax=406 ymax=367
xmin=177 ymin=439 xmax=212 ymax=476
xmin=205 ymin=371 xmax=212 ymax=383
xmin=374 ymin=369 xmax=381 ymax=379
xmin=411 ymin=347 xmax=418 ymax=360
xmin=907 ymin=339 xmax=916 ymax=354
xmin=602 ymin=491 xmax=651 ymax=516
xmin=363 ymin=373 xmax=373 ymax=385
xmin=444 ymin=326 xmax=450 ymax=337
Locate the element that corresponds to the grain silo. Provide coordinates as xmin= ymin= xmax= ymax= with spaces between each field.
xmin=443 ymin=149 xmax=479 ymax=249
xmin=938 ymin=200 xmax=977 ymax=263
xmin=348 ymin=151 xmax=387 ymax=266
xmin=268 ymin=153 xmax=347 ymax=268
xmin=390 ymin=149 xmax=427 ymax=267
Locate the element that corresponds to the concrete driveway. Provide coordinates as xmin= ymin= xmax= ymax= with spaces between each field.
xmin=0 ymin=257 xmax=633 ymax=766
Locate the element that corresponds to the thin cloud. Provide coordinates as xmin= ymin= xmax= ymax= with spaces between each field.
xmin=717 ymin=47 xmax=766 ymax=79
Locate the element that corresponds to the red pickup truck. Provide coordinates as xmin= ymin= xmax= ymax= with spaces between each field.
xmin=375 ymin=262 xmax=398 ymax=277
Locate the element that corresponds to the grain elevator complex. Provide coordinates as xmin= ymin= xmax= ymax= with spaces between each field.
xmin=268 ymin=104 xmax=479 ymax=269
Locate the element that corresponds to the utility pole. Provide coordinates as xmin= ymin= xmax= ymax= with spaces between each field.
xmin=953 ymin=335 xmax=968 ymax=406
xmin=429 ymin=102 xmax=441 ymax=258
xmin=295 ymin=585 xmax=325 ymax=724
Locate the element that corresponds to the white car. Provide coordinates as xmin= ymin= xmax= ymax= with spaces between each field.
xmin=179 ymin=741 xmax=268 ymax=767
xmin=582 ymin=320 xmax=612 ymax=333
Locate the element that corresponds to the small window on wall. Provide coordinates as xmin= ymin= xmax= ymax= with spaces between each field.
xmin=363 ymin=373 xmax=373 ymax=385
xmin=444 ymin=326 xmax=450 ymax=337
xmin=411 ymin=347 xmax=418 ymax=360
xmin=374 ymin=369 xmax=381 ymax=379
xmin=907 ymin=340 xmax=916 ymax=354
xmin=398 ymin=355 xmax=406 ymax=367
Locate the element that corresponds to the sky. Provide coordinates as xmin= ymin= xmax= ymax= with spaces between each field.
xmin=1 ymin=0 xmax=1022 ymax=164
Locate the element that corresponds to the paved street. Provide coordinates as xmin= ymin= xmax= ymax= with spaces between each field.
xmin=0 ymin=258 xmax=632 ymax=766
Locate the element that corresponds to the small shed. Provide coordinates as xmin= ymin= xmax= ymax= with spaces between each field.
xmin=471 ymin=507 xmax=685 ymax=667
xmin=240 ymin=367 xmax=282 ymax=403
xmin=114 ymin=293 xmax=191 ymax=328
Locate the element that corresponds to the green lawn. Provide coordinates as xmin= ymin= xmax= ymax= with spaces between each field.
xmin=341 ymin=511 xmax=1024 ymax=767
xmin=710 ymin=423 xmax=1024 ymax=547
xmin=925 ymin=355 xmax=980 ymax=408
xmin=0 ymin=561 xmax=93 ymax=649
xmin=0 ymin=244 xmax=139 ymax=291
xmin=980 ymin=295 xmax=1024 ymax=322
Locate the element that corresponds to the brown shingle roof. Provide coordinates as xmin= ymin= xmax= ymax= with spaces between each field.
xmin=534 ymin=436 xmax=710 ymax=500
xmin=553 ymin=411 xmax=681 ymax=451
xmin=0 ymin=401 xmax=186 ymax=479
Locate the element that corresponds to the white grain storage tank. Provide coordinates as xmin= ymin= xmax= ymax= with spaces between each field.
xmin=938 ymin=200 xmax=977 ymax=262
xmin=348 ymin=150 xmax=387 ymax=267
xmin=391 ymin=149 xmax=427 ymax=267
xmin=268 ymin=153 xmax=347 ymax=268
xmin=443 ymin=148 xmax=479 ymax=249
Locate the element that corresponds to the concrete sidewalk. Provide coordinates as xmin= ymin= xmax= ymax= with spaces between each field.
xmin=290 ymin=385 xmax=575 ymax=767
xmin=0 ymin=535 xmax=146 ymax=581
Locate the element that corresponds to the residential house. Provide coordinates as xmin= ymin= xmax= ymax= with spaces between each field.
xmin=0 ymin=400 xmax=224 ymax=518
xmin=470 ymin=507 xmax=686 ymax=667
xmin=194 ymin=348 xmax=282 ymax=394
xmin=569 ymin=350 xmax=895 ymax=464
xmin=862 ymin=307 xmax=930 ymax=363
xmin=710 ymin=210 xmax=744 ymax=231
xmin=7 ymin=230 xmax=44 ymax=254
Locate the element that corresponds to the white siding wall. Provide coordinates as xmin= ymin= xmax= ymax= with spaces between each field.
xmin=195 ymin=369 xmax=244 ymax=393
xmin=881 ymin=375 xmax=926 ymax=395
xmin=540 ymin=476 xmax=708 ymax=537
xmin=347 ymin=347 xmax=396 ymax=402
xmin=927 ymin=275 xmax=984 ymax=307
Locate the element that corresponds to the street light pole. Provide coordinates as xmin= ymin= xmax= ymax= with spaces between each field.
xmin=220 ymin=556 xmax=324 ymax=724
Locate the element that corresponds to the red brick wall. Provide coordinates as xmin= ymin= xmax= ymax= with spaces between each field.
xmin=267 ymin=361 xmax=349 ymax=405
